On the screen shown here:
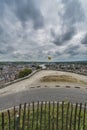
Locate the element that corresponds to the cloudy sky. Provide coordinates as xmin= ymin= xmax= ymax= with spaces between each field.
xmin=0 ymin=0 xmax=87 ymax=61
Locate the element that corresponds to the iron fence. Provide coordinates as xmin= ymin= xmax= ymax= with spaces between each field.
xmin=0 ymin=101 xmax=87 ymax=130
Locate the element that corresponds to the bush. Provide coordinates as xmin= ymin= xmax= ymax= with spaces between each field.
xmin=18 ymin=68 xmax=32 ymax=78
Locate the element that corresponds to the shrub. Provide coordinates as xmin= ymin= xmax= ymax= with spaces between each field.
xmin=18 ymin=68 xmax=32 ymax=78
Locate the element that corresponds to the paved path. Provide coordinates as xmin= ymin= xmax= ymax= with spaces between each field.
xmin=0 ymin=87 xmax=87 ymax=111
xmin=0 ymin=70 xmax=87 ymax=110
xmin=0 ymin=70 xmax=87 ymax=96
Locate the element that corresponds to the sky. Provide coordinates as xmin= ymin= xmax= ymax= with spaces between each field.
xmin=0 ymin=0 xmax=87 ymax=62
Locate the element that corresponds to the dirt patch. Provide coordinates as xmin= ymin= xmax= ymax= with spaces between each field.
xmin=40 ymin=75 xmax=87 ymax=85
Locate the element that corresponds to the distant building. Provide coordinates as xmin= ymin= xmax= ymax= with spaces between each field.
xmin=39 ymin=64 xmax=46 ymax=69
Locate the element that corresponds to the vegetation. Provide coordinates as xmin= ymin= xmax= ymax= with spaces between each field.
xmin=36 ymin=65 xmax=42 ymax=70
xmin=40 ymin=75 xmax=87 ymax=85
xmin=0 ymin=102 xmax=87 ymax=130
xmin=18 ymin=68 xmax=32 ymax=78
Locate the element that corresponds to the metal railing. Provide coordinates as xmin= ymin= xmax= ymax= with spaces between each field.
xmin=0 ymin=101 xmax=87 ymax=130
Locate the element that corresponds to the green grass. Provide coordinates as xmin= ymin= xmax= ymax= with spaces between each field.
xmin=0 ymin=102 xmax=87 ymax=130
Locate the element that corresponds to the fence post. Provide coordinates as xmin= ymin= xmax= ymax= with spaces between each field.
xmin=14 ymin=106 xmax=15 ymax=130
xmin=70 ymin=103 xmax=73 ymax=130
xmin=22 ymin=103 xmax=26 ymax=130
xmin=40 ymin=101 xmax=43 ymax=130
xmin=83 ymin=103 xmax=86 ymax=130
xmin=2 ymin=112 xmax=4 ymax=130
xmin=15 ymin=114 xmax=20 ymax=130
xmin=19 ymin=104 xmax=21 ymax=130
xmin=66 ymin=102 xmax=70 ymax=130
xmin=78 ymin=103 xmax=82 ymax=130
xmin=32 ymin=102 xmax=34 ymax=130
xmin=44 ymin=101 xmax=47 ymax=130
xmin=48 ymin=101 xmax=50 ymax=130
xmin=27 ymin=103 xmax=30 ymax=130
xmin=52 ymin=101 xmax=55 ymax=130
xmin=74 ymin=103 xmax=78 ymax=130
xmin=8 ymin=110 xmax=11 ymax=130
xmin=62 ymin=101 xmax=64 ymax=130
xmin=36 ymin=101 xmax=39 ymax=130
xmin=56 ymin=102 xmax=59 ymax=130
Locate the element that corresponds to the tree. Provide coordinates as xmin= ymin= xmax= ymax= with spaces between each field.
xmin=18 ymin=68 xmax=32 ymax=78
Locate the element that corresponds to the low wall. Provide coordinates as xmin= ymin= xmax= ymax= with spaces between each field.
xmin=0 ymin=69 xmax=41 ymax=89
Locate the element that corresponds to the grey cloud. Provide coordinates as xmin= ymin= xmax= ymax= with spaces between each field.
xmin=53 ymin=26 xmax=76 ymax=45
xmin=0 ymin=26 xmax=3 ymax=35
xmin=81 ymin=33 xmax=87 ymax=45
xmin=65 ymin=45 xmax=80 ymax=56
xmin=53 ymin=0 xmax=85 ymax=46
xmin=61 ymin=0 xmax=85 ymax=25
xmin=0 ymin=46 xmax=15 ymax=55
xmin=4 ymin=0 xmax=44 ymax=29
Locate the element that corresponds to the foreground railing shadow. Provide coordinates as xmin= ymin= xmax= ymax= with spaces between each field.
xmin=0 ymin=101 xmax=87 ymax=130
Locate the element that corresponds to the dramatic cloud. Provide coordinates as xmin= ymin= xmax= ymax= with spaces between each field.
xmin=81 ymin=33 xmax=87 ymax=45
xmin=0 ymin=0 xmax=87 ymax=61
xmin=65 ymin=45 xmax=80 ymax=56
xmin=53 ymin=27 xmax=76 ymax=46
xmin=53 ymin=0 xmax=85 ymax=46
xmin=2 ymin=0 xmax=44 ymax=29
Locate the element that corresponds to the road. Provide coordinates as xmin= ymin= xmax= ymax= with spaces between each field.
xmin=0 ymin=87 xmax=87 ymax=111
xmin=0 ymin=70 xmax=87 ymax=111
